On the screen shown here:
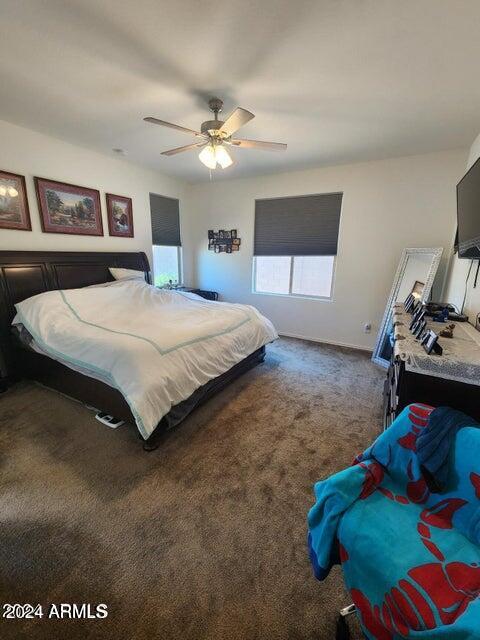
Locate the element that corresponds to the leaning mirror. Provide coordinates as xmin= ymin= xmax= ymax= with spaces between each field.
xmin=372 ymin=247 xmax=443 ymax=368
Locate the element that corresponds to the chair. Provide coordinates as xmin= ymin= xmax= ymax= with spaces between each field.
xmin=308 ymin=404 xmax=480 ymax=640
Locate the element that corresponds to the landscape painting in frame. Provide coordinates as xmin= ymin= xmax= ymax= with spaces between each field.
xmin=34 ymin=177 xmax=103 ymax=236
xmin=0 ymin=170 xmax=31 ymax=231
xmin=106 ymin=193 xmax=134 ymax=238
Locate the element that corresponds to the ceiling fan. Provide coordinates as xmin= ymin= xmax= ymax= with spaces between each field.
xmin=144 ymin=97 xmax=287 ymax=170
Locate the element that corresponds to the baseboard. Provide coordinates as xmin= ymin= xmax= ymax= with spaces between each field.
xmin=277 ymin=331 xmax=373 ymax=354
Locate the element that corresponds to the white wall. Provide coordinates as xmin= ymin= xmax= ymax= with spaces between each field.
xmin=443 ymin=133 xmax=480 ymax=323
xmin=186 ymin=149 xmax=466 ymax=350
xmin=0 ymin=119 xmax=191 ymax=281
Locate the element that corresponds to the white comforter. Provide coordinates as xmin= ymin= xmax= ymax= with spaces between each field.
xmin=13 ymin=280 xmax=277 ymax=438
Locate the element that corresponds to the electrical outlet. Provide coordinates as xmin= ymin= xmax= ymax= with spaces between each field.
xmin=364 ymin=323 xmax=372 ymax=333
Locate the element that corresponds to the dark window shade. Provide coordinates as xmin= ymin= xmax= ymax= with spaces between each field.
xmin=254 ymin=192 xmax=342 ymax=256
xmin=150 ymin=193 xmax=181 ymax=246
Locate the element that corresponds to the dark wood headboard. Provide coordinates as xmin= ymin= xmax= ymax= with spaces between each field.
xmin=0 ymin=250 xmax=151 ymax=378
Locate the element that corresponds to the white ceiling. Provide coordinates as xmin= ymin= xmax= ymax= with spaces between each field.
xmin=1 ymin=0 xmax=479 ymax=183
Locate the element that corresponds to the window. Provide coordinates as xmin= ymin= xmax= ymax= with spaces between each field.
xmin=149 ymin=193 xmax=182 ymax=287
xmin=153 ymin=245 xmax=182 ymax=287
xmin=254 ymin=255 xmax=335 ymax=298
xmin=253 ymin=192 xmax=342 ymax=300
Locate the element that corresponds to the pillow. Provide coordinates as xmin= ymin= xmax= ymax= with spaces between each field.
xmin=109 ymin=267 xmax=145 ymax=281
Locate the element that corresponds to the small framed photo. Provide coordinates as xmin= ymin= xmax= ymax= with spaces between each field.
xmin=231 ymin=229 xmax=237 ymax=238
xmin=35 ymin=177 xmax=103 ymax=236
xmin=208 ymin=229 xmax=214 ymax=239
xmin=411 ymin=300 xmax=422 ymax=317
xmin=421 ymin=330 xmax=443 ymax=355
xmin=224 ymin=230 xmax=231 ymax=239
xmin=214 ymin=244 xmax=220 ymax=253
xmin=410 ymin=304 xmax=425 ymax=330
xmin=414 ymin=319 xmax=427 ymax=339
xmin=226 ymin=245 xmax=232 ymax=253
xmin=232 ymin=244 xmax=239 ymax=252
xmin=0 ymin=170 xmax=31 ymax=231
xmin=232 ymin=238 xmax=240 ymax=246
xmin=106 ymin=194 xmax=134 ymax=237
xmin=404 ymin=293 xmax=415 ymax=313
xmin=218 ymin=230 xmax=225 ymax=239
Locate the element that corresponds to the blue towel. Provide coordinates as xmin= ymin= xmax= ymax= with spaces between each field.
xmin=307 ymin=404 xmax=480 ymax=639
xmin=416 ymin=407 xmax=478 ymax=490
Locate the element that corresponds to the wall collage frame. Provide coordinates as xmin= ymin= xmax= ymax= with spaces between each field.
xmin=208 ymin=229 xmax=241 ymax=253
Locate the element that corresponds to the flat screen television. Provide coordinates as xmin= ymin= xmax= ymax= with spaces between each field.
xmin=457 ymin=155 xmax=480 ymax=259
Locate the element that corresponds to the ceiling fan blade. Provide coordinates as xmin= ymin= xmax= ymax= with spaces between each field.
xmin=161 ymin=142 xmax=207 ymax=156
xmin=229 ymin=138 xmax=287 ymax=151
xmin=219 ymin=107 xmax=255 ymax=136
xmin=144 ymin=117 xmax=203 ymax=137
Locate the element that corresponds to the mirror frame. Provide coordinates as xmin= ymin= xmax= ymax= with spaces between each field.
xmin=372 ymin=247 xmax=444 ymax=368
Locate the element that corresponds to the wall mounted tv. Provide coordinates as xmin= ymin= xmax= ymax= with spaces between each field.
xmin=457 ymin=155 xmax=480 ymax=259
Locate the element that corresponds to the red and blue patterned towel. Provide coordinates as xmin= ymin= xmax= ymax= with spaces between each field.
xmin=308 ymin=404 xmax=480 ymax=639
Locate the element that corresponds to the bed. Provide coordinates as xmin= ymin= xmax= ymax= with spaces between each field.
xmin=0 ymin=250 xmax=276 ymax=449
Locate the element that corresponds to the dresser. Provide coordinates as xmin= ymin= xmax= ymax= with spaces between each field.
xmin=383 ymin=304 xmax=480 ymax=428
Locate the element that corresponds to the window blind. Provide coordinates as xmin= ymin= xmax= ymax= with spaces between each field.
xmin=150 ymin=193 xmax=181 ymax=246
xmin=254 ymin=192 xmax=342 ymax=256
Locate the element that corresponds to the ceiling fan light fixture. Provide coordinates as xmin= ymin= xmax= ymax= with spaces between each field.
xmin=215 ymin=145 xmax=233 ymax=169
xmin=199 ymin=144 xmax=217 ymax=169
xmin=198 ymin=143 xmax=233 ymax=170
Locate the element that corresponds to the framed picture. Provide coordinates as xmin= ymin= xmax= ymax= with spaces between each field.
xmin=414 ymin=319 xmax=427 ymax=340
xmin=209 ymin=228 xmax=242 ymax=253
xmin=411 ymin=300 xmax=421 ymax=316
xmin=34 ymin=177 xmax=103 ymax=236
xmin=409 ymin=304 xmax=425 ymax=329
xmin=421 ymin=329 xmax=443 ymax=355
xmin=106 ymin=194 xmax=134 ymax=238
xmin=404 ymin=293 xmax=415 ymax=313
xmin=0 ymin=170 xmax=31 ymax=231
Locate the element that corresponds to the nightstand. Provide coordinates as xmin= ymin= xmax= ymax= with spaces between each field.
xmin=177 ymin=287 xmax=219 ymax=301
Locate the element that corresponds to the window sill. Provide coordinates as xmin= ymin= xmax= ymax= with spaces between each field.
xmin=251 ymin=290 xmax=333 ymax=302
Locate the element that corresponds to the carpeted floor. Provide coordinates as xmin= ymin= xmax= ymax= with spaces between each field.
xmin=0 ymin=337 xmax=384 ymax=640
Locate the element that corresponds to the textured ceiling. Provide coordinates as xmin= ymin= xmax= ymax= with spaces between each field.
xmin=0 ymin=0 xmax=479 ymax=182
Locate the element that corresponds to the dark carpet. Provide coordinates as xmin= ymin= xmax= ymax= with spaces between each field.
xmin=0 ymin=337 xmax=384 ymax=640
